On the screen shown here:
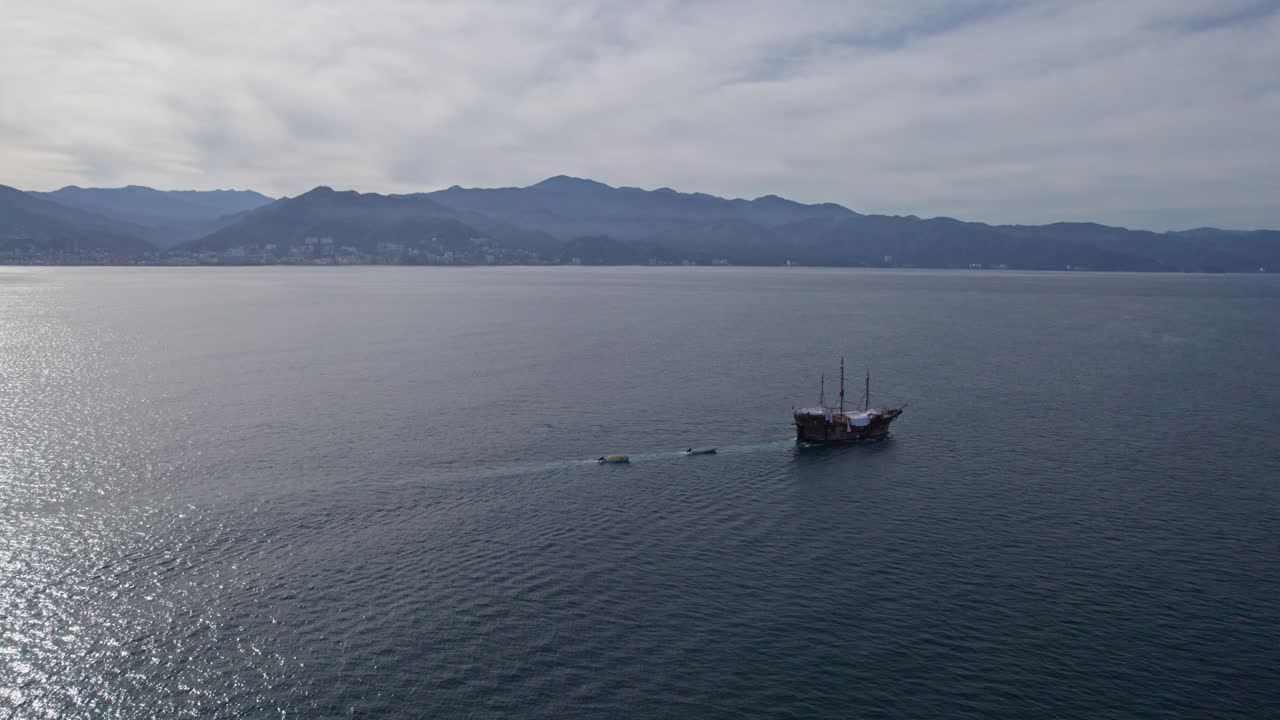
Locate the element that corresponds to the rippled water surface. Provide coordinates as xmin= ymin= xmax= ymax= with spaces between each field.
xmin=2 ymin=267 xmax=1277 ymax=718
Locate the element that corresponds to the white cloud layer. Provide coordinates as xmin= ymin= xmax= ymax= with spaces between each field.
xmin=2 ymin=0 xmax=1277 ymax=230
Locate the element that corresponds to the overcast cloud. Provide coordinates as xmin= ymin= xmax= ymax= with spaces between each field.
xmin=2 ymin=0 xmax=1277 ymax=230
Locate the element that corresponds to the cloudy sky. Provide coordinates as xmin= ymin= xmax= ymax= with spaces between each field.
xmin=2 ymin=0 xmax=1277 ymax=230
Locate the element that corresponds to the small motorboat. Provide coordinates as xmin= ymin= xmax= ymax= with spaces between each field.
xmin=683 ymin=447 xmax=717 ymax=455
xmin=597 ymin=455 xmax=630 ymax=464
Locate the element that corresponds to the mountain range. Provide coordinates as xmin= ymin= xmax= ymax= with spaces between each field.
xmin=2 ymin=178 xmax=1276 ymax=271
xmin=31 ymin=185 xmax=275 ymax=248
xmin=182 ymin=186 xmax=557 ymax=261
xmin=0 ymin=184 xmax=155 ymax=255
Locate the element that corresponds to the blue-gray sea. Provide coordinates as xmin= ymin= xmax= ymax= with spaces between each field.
xmin=2 ymin=267 xmax=1277 ymax=719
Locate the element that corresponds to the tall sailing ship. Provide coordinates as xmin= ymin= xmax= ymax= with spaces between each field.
xmin=793 ymin=358 xmax=903 ymax=444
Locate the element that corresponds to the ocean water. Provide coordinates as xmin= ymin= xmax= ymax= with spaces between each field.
xmin=1 ymin=266 xmax=1277 ymax=719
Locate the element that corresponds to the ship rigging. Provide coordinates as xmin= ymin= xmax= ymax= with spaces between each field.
xmin=793 ymin=358 xmax=903 ymax=443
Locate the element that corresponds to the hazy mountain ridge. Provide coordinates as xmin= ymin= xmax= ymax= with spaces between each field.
xmin=182 ymin=187 xmax=477 ymax=251
xmin=0 ymin=183 xmax=155 ymax=255
xmin=415 ymin=176 xmax=1276 ymax=271
xmin=36 ymin=185 xmax=274 ymax=226
xmin=419 ymin=175 xmax=857 ymax=242
xmin=32 ymin=185 xmax=276 ymax=249
xmin=180 ymin=187 xmax=553 ymax=263
xmin=3 ymin=177 xmax=1277 ymax=270
xmin=990 ymin=222 xmax=1280 ymax=272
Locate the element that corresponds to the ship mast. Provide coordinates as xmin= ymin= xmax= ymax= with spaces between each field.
xmin=864 ymin=370 xmax=870 ymax=411
xmin=818 ymin=373 xmax=826 ymax=408
xmin=838 ymin=357 xmax=845 ymax=415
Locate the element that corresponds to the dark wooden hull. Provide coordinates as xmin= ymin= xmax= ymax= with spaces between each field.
xmin=794 ymin=408 xmax=902 ymax=444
